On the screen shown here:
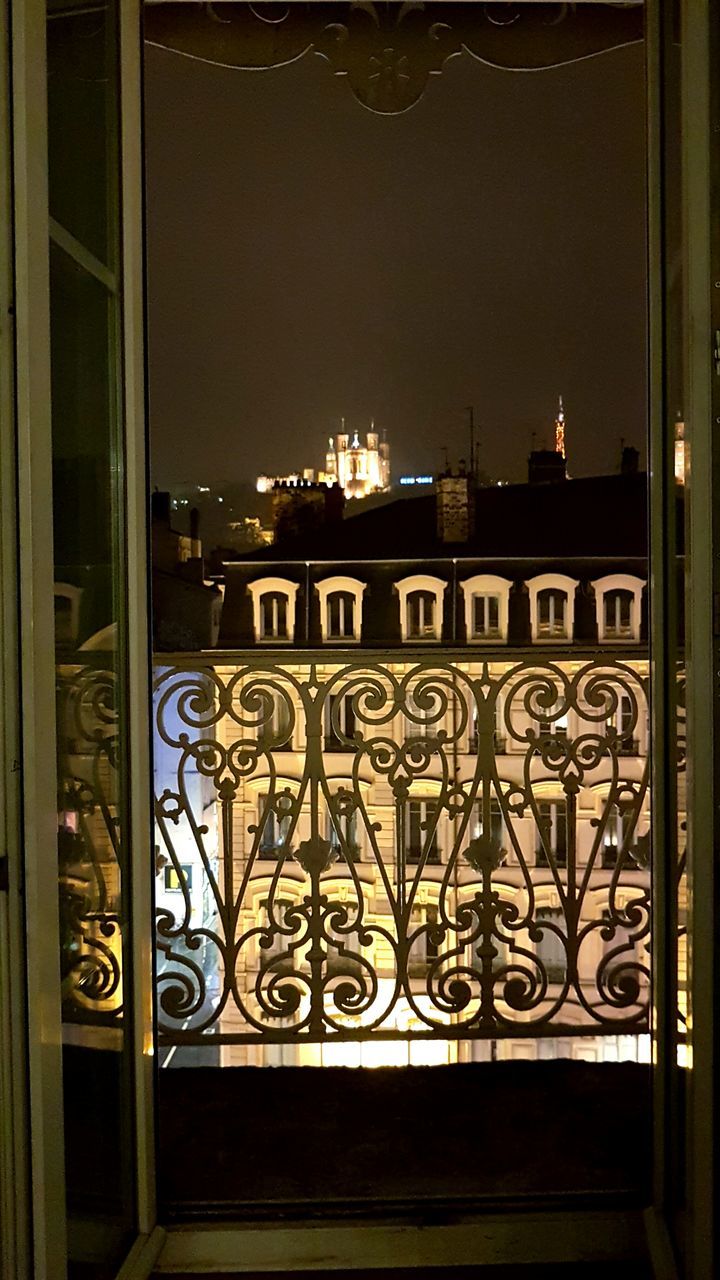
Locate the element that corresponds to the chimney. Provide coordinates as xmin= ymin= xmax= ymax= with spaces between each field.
xmin=621 ymin=445 xmax=640 ymax=476
xmin=272 ymin=480 xmax=344 ymax=543
xmin=436 ymin=464 xmax=474 ymax=544
xmin=528 ymin=449 xmax=567 ymax=485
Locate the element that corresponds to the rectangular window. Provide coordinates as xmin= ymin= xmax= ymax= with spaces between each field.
xmin=327 ymin=802 xmax=361 ymax=862
xmin=604 ymin=589 xmax=633 ymax=637
xmin=538 ymin=589 xmax=566 ymax=637
xmin=325 ymin=693 xmax=356 ymax=750
xmin=407 ymin=799 xmax=440 ymax=864
xmin=164 ymin=864 xmax=193 ymax=892
xmin=472 ymin=593 xmax=500 ymax=638
xmin=260 ymin=592 xmax=288 ymax=639
xmin=536 ymin=907 xmax=567 ymax=982
xmin=471 ymin=798 xmax=506 ymax=857
xmin=258 ymin=692 xmax=293 ymax=751
xmin=536 ymin=801 xmax=568 ymax=867
xmin=409 ymin=904 xmax=440 ymax=972
xmin=407 ymin=591 xmax=436 ymax=639
xmin=258 ymin=795 xmax=291 ymax=857
xmin=608 ymin=694 xmax=637 ymax=755
xmin=602 ymin=804 xmax=637 ymax=868
xmin=328 ymin=591 xmax=355 ymax=639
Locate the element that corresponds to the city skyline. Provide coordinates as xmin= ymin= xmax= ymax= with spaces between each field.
xmin=145 ymin=35 xmax=646 ymax=487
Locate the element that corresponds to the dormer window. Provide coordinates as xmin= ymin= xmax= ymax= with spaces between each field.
xmin=592 ymin=575 xmax=644 ymax=643
xmin=528 ymin=574 xmax=579 ymax=643
xmin=247 ymin=577 xmax=299 ymax=644
xmin=461 ymin=575 xmax=511 ymax=644
xmin=315 ymin=576 xmax=366 ymax=643
xmin=396 ymin=575 xmax=446 ymax=642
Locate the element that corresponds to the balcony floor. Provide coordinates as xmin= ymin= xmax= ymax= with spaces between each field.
xmin=158 ymin=1060 xmax=651 ymax=1222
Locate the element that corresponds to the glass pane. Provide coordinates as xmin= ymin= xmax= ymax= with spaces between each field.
xmin=47 ymin=0 xmax=117 ymax=268
xmin=47 ymin=1 xmax=137 ymax=1274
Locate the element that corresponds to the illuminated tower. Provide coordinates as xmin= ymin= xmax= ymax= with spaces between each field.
xmin=555 ymin=395 xmax=566 ymax=459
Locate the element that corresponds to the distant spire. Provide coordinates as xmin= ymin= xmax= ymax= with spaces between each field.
xmin=351 ymin=429 xmax=360 ymax=449
xmin=554 ymin=395 xmax=566 ymax=459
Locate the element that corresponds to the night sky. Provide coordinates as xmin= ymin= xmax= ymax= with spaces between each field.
xmin=144 ymin=34 xmax=646 ymax=488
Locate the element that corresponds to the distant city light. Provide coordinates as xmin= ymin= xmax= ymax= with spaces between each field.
xmin=399 ymin=475 xmax=433 ymax=486
xmin=198 ymin=485 xmax=210 ymax=492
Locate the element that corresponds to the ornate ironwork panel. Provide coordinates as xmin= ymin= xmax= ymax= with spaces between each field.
xmin=57 ymin=660 xmax=124 ymax=1022
xmin=153 ymin=653 xmax=654 ymax=1052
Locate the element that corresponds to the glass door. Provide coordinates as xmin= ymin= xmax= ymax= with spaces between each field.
xmin=4 ymin=1 xmax=158 ymax=1275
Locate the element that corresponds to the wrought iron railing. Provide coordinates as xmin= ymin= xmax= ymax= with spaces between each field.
xmin=152 ymin=651 xmax=653 ymax=1054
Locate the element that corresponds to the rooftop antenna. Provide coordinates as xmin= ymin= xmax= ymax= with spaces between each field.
xmin=442 ymin=446 xmax=450 ymax=472
xmin=531 ymin=431 xmax=537 ymax=451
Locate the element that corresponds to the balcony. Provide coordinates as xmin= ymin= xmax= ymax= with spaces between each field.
xmin=58 ymin=651 xmax=657 ymax=1221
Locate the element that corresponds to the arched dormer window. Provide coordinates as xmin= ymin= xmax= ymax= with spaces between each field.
xmin=247 ymin=577 xmax=299 ymax=643
xmin=527 ymin=574 xmax=579 ymax=643
xmin=315 ymin=576 xmax=366 ymax=642
xmin=396 ymin=574 xmax=446 ymax=642
xmin=592 ymin=574 xmax=645 ymax=643
xmin=460 ymin=574 xmax=512 ymax=643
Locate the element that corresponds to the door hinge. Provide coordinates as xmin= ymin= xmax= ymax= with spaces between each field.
xmin=714 ymin=329 xmax=720 ymax=375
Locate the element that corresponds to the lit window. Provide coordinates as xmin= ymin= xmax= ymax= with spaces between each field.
xmin=537 ymin=589 xmax=566 ymax=638
xmin=164 ymin=864 xmax=192 ymax=892
xmin=258 ymin=794 xmax=292 ymax=857
xmin=602 ymin=803 xmax=639 ymax=868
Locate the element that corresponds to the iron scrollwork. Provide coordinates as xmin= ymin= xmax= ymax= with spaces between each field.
xmin=153 ymin=654 xmax=654 ymax=1051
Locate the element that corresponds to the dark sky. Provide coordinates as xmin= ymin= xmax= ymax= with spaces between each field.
xmin=144 ymin=34 xmax=646 ymax=487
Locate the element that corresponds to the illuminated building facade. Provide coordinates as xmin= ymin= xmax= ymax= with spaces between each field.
xmin=257 ymin=423 xmax=390 ymax=500
xmin=154 ymin=465 xmax=668 ymax=1071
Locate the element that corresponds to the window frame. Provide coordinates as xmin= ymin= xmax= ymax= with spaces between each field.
xmin=247 ymin=576 xmax=299 ymax=644
xmin=396 ymin=573 xmax=446 ymax=643
xmin=592 ymin=573 xmax=645 ymax=643
xmin=461 ymin=573 xmax=512 ymax=644
xmin=315 ymin=575 xmax=366 ymax=643
xmin=527 ymin=573 xmax=579 ymax=643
